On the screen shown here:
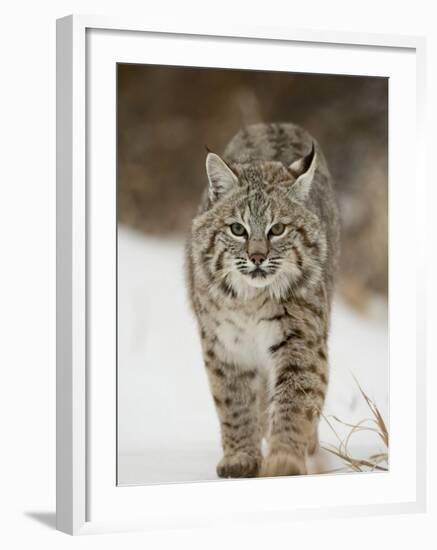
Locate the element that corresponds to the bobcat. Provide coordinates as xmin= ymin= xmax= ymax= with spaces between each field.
xmin=186 ymin=123 xmax=340 ymax=477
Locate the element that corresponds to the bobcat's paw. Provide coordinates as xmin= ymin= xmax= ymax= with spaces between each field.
xmin=217 ymin=453 xmax=260 ymax=478
xmin=259 ymin=451 xmax=307 ymax=477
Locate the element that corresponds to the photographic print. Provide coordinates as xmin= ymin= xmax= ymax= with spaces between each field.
xmin=116 ymin=64 xmax=388 ymax=485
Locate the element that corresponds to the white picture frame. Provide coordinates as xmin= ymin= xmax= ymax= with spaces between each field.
xmin=56 ymin=14 xmax=427 ymax=535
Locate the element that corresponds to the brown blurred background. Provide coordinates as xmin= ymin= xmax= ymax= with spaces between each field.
xmin=117 ymin=64 xmax=388 ymax=310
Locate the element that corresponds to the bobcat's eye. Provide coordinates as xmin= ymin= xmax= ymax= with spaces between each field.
xmin=269 ymin=223 xmax=285 ymax=237
xmin=230 ymin=223 xmax=247 ymax=237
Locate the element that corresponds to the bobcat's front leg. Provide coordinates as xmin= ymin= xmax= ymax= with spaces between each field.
xmin=261 ymin=320 xmax=328 ymax=477
xmin=204 ymin=348 xmax=261 ymax=478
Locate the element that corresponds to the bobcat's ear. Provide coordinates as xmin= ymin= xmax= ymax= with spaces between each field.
xmin=288 ymin=142 xmax=317 ymax=202
xmin=206 ymin=152 xmax=238 ymax=201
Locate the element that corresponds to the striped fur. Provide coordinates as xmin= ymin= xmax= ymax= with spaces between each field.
xmin=186 ymin=123 xmax=340 ymax=478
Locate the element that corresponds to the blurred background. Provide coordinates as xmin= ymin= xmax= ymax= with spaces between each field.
xmin=117 ymin=64 xmax=388 ymax=485
xmin=118 ymin=64 xmax=388 ymax=308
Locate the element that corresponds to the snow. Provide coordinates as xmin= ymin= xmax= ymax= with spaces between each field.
xmin=117 ymin=226 xmax=388 ymax=485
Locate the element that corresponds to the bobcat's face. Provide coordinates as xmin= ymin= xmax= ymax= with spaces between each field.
xmin=210 ymin=188 xmax=324 ymax=300
xmin=192 ymin=154 xmax=326 ymax=301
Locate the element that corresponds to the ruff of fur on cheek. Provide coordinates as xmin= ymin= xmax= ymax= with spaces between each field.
xmin=204 ymin=242 xmax=326 ymax=303
xmin=233 ymin=237 xmax=325 ymax=303
xmin=204 ymin=248 xmax=240 ymax=300
xmin=208 ymin=254 xmax=314 ymax=303
xmin=297 ymin=259 xmax=324 ymax=292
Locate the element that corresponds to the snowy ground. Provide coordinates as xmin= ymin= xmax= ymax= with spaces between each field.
xmin=117 ymin=226 xmax=388 ymax=485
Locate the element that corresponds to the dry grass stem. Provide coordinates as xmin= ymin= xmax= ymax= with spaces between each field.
xmin=319 ymin=377 xmax=389 ymax=473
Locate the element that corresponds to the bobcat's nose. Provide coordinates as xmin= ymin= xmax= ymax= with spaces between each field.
xmin=250 ymin=253 xmax=266 ymax=266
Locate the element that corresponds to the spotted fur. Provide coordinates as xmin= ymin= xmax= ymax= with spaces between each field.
xmin=186 ymin=123 xmax=340 ymax=477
